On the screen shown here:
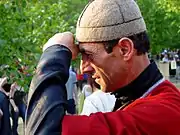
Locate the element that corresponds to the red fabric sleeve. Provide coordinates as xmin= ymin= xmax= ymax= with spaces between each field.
xmin=62 ymin=82 xmax=180 ymax=135
xmin=62 ymin=111 xmax=140 ymax=135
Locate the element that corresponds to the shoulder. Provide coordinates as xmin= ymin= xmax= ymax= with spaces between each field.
xmin=149 ymin=80 xmax=180 ymax=97
xmin=125 ymin=80 xmax=180 ymax=111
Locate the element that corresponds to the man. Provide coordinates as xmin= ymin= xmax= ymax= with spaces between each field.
xmin=0 ymin=77 xmax=12 ymax=135
xmin=10 ymin=83 xmax=27 ymax=135
xmin=25 ymin=0 xmax=180 ymax=135
xmin=162 ymin=54 xmax=169 ymax=63
xmin=65 ymin=67 xmax=77 ymax=114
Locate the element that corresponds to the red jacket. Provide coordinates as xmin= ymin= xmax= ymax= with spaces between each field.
xmin=62 ymin=80 xmax=180 ymax=135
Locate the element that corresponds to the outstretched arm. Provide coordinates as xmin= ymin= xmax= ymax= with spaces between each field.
xmin=9 ymin=99 xmax=19 ymax=113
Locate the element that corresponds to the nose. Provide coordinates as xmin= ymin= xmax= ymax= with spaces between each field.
xmin=80 ymin=59 xmax=94 ymax=74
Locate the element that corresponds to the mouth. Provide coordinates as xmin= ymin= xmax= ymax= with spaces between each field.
xmin=92 ymin=74 xmax=101 ymax=83
xmin=92 ymin=74 xmax=100 ymax=79
xmin=88 ymin=73 xmax=101 ymax=89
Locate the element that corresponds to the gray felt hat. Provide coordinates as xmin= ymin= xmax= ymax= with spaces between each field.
xmin=76 ymin=0 xmax=147 ymax=42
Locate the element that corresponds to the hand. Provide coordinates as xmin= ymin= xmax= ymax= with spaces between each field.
xmin=14 ymin=106 xmax=19 ymax=113
xmin=43 ymin=32 xmax=79 ymax=60
xmin=0 ymin=77 xmax=8 ymax=90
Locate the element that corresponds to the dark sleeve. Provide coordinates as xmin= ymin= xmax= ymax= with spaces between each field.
xmin=25 ymin=45 xmax=72 ymax=135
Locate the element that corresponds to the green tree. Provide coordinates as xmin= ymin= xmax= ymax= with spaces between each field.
xmin=137 ymin=0 xmax=180 ymax=54
xmin=0 ymin=0 xmax=87 ymax=91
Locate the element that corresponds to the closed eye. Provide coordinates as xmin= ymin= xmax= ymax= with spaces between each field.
xmin=82 ymin=53 xmax=94 ymax=61
xmin=87 ymin=54 xmax=93 ymax=60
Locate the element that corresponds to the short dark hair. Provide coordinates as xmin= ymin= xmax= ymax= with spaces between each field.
xmin=102 ymin=31 xmax=150 ymax=55
xmin=2 ymin=83 xmax=11 ymax=92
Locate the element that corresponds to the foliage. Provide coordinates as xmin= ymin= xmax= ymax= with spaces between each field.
xmin=137 ymin=0 xmax=180 ymax=54
xmin=0 ymin=0 xmax=87 ymax=91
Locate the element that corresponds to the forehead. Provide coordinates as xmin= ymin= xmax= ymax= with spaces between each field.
xmin=79 ymin=42 xmax=104 ymax=53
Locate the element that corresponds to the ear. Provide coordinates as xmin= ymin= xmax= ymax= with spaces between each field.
xmin=117 ymin=37 xmax=134 ymax=61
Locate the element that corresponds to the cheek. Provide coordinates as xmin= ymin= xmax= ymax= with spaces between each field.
xmin=103 ymin=61 xmax=121 ymax=81
xmin=93 ymin=57 xmax=113 ymax=78
xmin=97 ymin=68 xmax=111 ymax=83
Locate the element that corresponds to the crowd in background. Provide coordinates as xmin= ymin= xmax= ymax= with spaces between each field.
xmin=156 ymin=48 xmax=180 ymax=64
xmin=0 ymin=77 xmax=27 ymax=135
xmin=152 ymin=48 xmax=180 ymax=78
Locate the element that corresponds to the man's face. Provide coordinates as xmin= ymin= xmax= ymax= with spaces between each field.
xmin=79 ymin=42 xmax=126 ymax=92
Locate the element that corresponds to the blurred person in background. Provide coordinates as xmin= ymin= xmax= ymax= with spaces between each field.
xmin=66 ymin=67 xmax=78 ymax=114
